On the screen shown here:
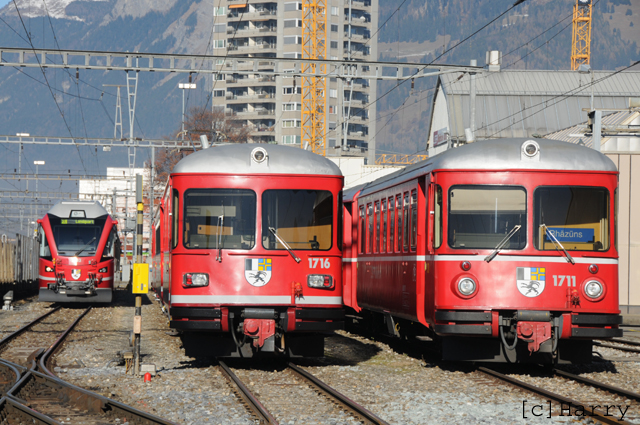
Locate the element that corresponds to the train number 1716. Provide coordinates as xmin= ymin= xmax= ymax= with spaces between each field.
xmin=309 ymin=258 xmax=330 ymax=269
xmin=553 ymin=275 xmax=576 ymax=287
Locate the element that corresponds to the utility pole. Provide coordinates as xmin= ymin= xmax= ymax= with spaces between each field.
xmin=132 ymin=174 xmax=147 ymax=376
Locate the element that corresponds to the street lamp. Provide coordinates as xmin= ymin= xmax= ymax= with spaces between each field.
xmin=179 ymin=81 xmax=197 ymax=141
xmin=34 ymin=160 xmax=45 ymax=196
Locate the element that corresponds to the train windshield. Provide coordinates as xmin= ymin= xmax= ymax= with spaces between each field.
xmin=448 ymin=186 xmax=526 ymax=250
xmin=49 ymin=217 xmax=107 ymax=257
xmin=183 ymin=189 xmax=256 ymax=250
xmin=534 ymin=186 xmax=609 ymax=251
xmin=262 ymin=190 xmax=333 ymax=250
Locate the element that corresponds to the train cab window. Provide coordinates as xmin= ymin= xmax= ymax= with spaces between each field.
xmin=359 ymin=206 xmax=366 ymax=254
xmin=433 ymin=185 xmax=443 ymax=249
xmin=38 ymin=225 xmax=52 ymax=260
xmin=49 ymin=216 xmax=106 ymax=257
xmin=172 ymin=189 xmax=179 ymax=249
xmin=184 ymin=189 xmax=256 ymax=250
xmin=403 ymin=193 xmax=410 ymax=252
xmin=448 ymin=186 xmax=526 ymax=250
xmin=373 ymin=201 xmax=379 ymax=253
xmin=534 ymin=186 xmax=609 ymax=251
xmin=410 ymin=190 xmax=418 ymax=251
xmin=396 ymin=195 xmax=402 ymax=252
xmin=262 ymin=190 xmax=333 ymax=250
xmin=388 ymin=197 xmax=394 ymax=253
xmin=381 ymin=199 xmax=387 ymax=253
xmin=367 ymin=203 xmax=373 ymax=253
xmin=102 ymin=228 xmax=119 ymax=259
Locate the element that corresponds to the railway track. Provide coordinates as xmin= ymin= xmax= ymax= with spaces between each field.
xmin=0 ymin=305 xmax=176 ymax=425
xmin=218 ymin=360 xmax=389 ymax=425
xmin=595 ymin=338 xmax=640 ymax=354
xmin=478 ymin=366 xmax=640 ymax=425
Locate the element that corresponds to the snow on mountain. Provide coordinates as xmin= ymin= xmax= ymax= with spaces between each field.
xmin=1 ymin=0 xmax=109 ymax=21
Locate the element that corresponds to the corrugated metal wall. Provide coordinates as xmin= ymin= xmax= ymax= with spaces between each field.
xmin=607 ymin=154 xmax=640 ymax=314
xmin=0 ymin=235 xmax=38 ymax=284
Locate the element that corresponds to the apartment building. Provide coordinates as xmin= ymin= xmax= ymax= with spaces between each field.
xmin=211 ymin=0 xmax=378 ymax=161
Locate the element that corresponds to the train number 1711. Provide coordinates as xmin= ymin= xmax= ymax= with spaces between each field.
xmin=553 ymin=275 xmax=576 ymax=287
xmin=309 ymin=258 xmax=330 ymax=269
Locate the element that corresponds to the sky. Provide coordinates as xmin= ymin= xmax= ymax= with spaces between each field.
xmin=0 ymin=1 xmax=10 ymax=9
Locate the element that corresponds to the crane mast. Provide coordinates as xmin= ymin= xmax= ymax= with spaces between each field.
xmin=301 ymin=0 xmax=327 ymax=156
xmin=571 ymin=0 xmax=592 ymax=70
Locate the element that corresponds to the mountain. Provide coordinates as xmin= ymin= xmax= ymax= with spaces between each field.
xmin=0 ymin=0 xmax=637 ymax=171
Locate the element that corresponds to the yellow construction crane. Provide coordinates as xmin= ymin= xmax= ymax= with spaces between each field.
xmin=571 ymin=0 xmax=592 ymax=70
xmin=301 ymin=0 xmax=327 ymax=156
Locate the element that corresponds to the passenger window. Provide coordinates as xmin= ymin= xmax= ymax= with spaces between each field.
xmin=434 ymin=185 xmax=443 ymax=249
xmin=381 ymin=199 xmax=387 ymax=253
xmin=367 ymin=203 xmax=373 ymax=253
xmin=410 ymin=190 xmax=417 ymax=251
xmin=388 ymin=197 xmax=394 ymax=253
xmin=373 ymin=201 xmax=379 ymax=253
xmin=359 ymin=206 xmax=366 ymax=254
xmin=396 ymin=195 xmax=402 ymax=252
xmin=172 ymin=189 xmax=179 ymax=249
xmin=403 ymin=192 xmax=410 ymax=252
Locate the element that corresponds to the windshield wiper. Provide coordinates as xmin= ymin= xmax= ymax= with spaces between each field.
xmin=269 ymin=227 xmax=301 ymax=263
xmin=541 ymin=224 xmax=575 ymax=264
xmin=216 ymin=213 xmax=224 ymax=262
xmin=74 ymin=237 xmax=97 ymax=256
xmin=484 ymin=225 xmax=521 ymax=263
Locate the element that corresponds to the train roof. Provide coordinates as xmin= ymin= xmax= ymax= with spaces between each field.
xmin=359 ymin=138 xmax=617 ymax=196
xmin=47 ymin=201 xmax=109 ymax=219
xmin=172 ymin=143 xmax=342 ymax=177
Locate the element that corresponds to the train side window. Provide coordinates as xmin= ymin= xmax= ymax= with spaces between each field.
xmin=367 ymin=203 xmax=373 ymax=253
xmin=434 ymin=185 xmax=443 ymax=249
xmin=388 ymin=197 xmax=394 ymax=253
xmin=403 ymin=192 xmax=410 ymax=252
xmin=38 ymin=225 xmax=52 ymax=260
xmin=410 ymin=190 xmax=418 ymax=251
xmin=172 ymin=189 xmax=179 ymax=249
xmin=614 ymin=188 xmax=618 ymax=252
xmin=534 ymin=186 xmax=609 ymax=252
xmin=337 ymin=191 xmax=343 ymax=252
xmin=359 ymin=206 xmax=366 ymax=254
xmin=381 ymin=199 xmax=387 ymax=253
xmin=396 ymin=195 xmax=402 ymax=252
xmin=373 ymin=201 xmax=379 ymax=253
xmin=155 ymin=225 xmax=161 ymax=255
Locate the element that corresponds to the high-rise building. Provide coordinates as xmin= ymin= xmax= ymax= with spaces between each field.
xmin=211 ymin=0 xmax=378 ymax=161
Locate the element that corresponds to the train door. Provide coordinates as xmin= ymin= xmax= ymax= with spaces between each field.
xmin=424 ymin=178 xmax=442 ymax=325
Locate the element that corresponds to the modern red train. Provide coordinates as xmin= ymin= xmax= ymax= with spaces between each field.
xmin=37 ymin=201 xmax=120 ymax=303
xmin=151 ymin=144 xmax=344 ymax=357
xmin=343 ymin=138 xmax=622 ymax=363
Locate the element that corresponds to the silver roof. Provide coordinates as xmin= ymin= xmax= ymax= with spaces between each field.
xmin=432 ymin=70 xmax=640 ymax=141
xmin=47 ymin=201 xmax=109 ymax=219
xmin=360 ymin=138 xmax=617 ymax=196
xmin=172 ymin=144 xmax=343 ymax=176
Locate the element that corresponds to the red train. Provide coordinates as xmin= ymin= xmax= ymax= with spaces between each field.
xmin=37 ymin=201 xmax=120 ymax=303
xmin=343 ymin=138 xmax=622 ymax=363
xmin=151 ymin=144 xmax=344 ymax=357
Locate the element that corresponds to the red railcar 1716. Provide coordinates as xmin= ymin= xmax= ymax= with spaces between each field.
xmin=152 ymin=144 xmax=344 ymax=357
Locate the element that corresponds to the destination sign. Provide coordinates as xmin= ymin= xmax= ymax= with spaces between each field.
xmin=545 ymin=227 xmax=594 ymax=243
xmin=60 ymin=219 xmax=95 ymax=225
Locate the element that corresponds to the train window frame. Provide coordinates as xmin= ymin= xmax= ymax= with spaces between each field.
xmin=396 ymin=195 xmax=402 ymax=252
xmin=337 ymin=191 xmax=343 ymax=252
xmin=410 ymin=190 xmax=418 ymax=252
xmin=172 ymin=189 xmax=179 ymax=250
xmin=367 ymin=203 xmax=373 ymax=254
xmin=262 ymin=189 xmax=334 ymax=251
xmin=447 ymin=185 xmax=527 ymax=251
xmin=373 ymin=201 xmax=379 ymax=253
xmin=359 ymin=205 xmax=366 ymax=254
xmin=433 ymin=185 xmax=443 ymax=249
xmin=388 ymin=197 xmax=394 ymax=253
xmin=381 ymin=198 xmax=387 ymax=253
xmin=533 ymin=186 xmax=610 ymax=252
xmin=38 ymin=224 xmax=52 ymax=260
xmin=403 ymin=192 xmax=410 ymax=253
xmin=183 ymin=189 xmax=257 ymax=250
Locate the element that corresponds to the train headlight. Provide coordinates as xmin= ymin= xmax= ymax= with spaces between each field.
xmin=99 ymin=267 xmax=108 ymax=273
xmin=522 ymin=140 xmax=540 ymax=157
xmin=458 ymin=277 xmax=477 ymax=296
xmin=45 ymin=266 xmax=54 ymax=272
xmin=183 ymin=273 xmax=209 ymax=287
xmin=584 ymin=280 xmax=604 ymax=299
xmin=251 ymin=147 xmax=268 ymax=163
xmin=307 ymin=274 xmax=334 ymax=289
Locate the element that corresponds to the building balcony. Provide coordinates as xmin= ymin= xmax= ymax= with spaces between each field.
xmin=224 ymin=60 xmax=276 ymax=71
xmin=226 ymin=93 xmax=276 ymax=103
xmin=228 ymin=10 xmax=277 ymax=21
xmin=228 ymin=43 xmax=277 ymax=55
xmin=226 ymin=76 xmax=276 ymax=86
xmin=344 ymin=0 xmax=371 ymax=10
xmin=228 ymin=26 xmax=277 ymax=37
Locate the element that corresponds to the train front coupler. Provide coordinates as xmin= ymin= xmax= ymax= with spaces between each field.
xmin=499 ymin=311 xmax=560 ymax=356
